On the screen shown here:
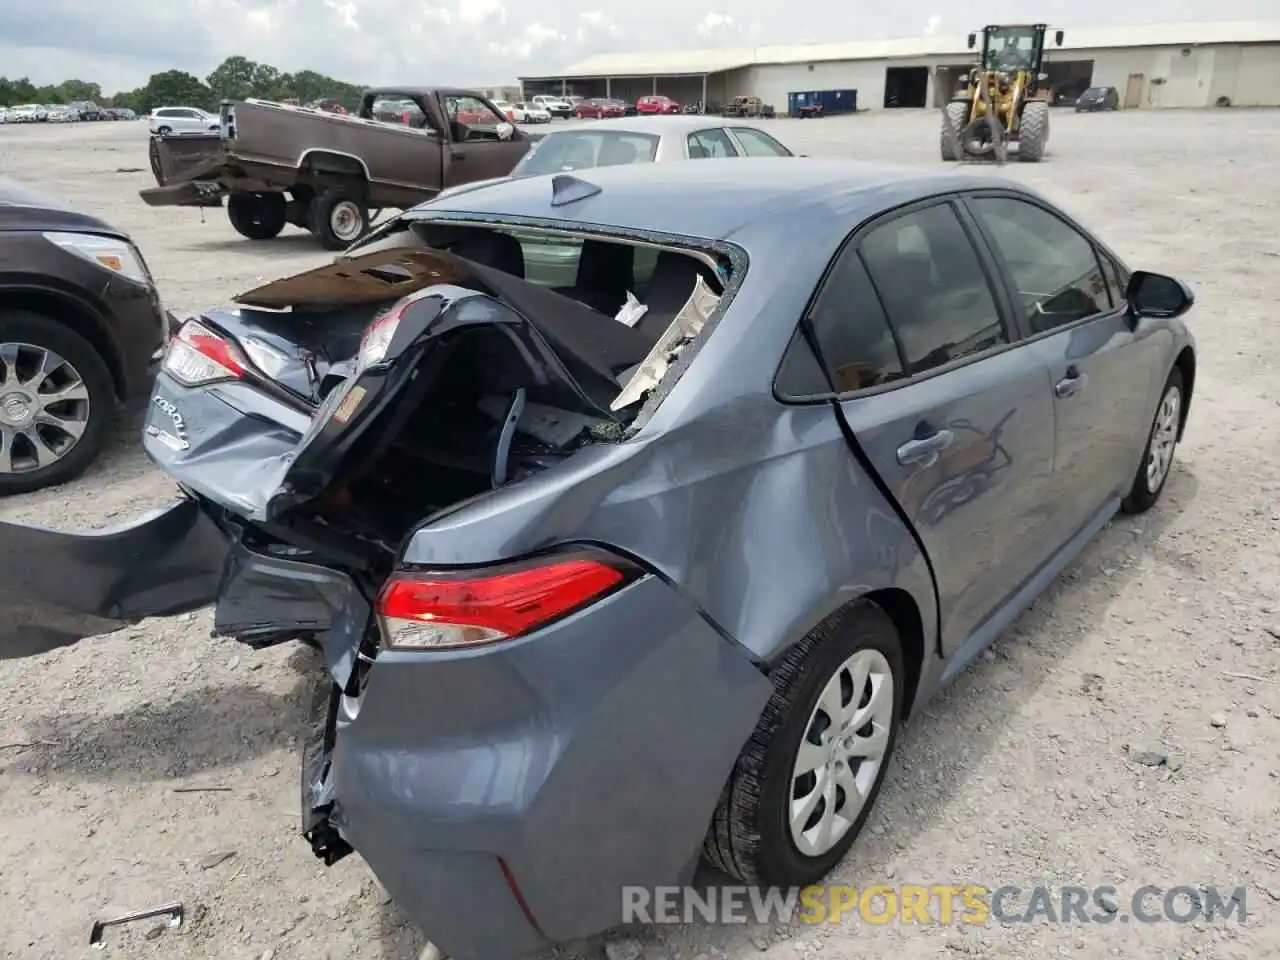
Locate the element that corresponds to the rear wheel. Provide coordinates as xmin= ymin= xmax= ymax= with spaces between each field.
xmin=227 ymin=192 xmax=288 ymax=240
xmin=311 ymin=188 xmax=370 ymax=251
xmin=0 ymin=311 xmax=115 ymax=496
xmin=1018 ymin=101 xmax=1050 ymax=162
xmin=703 ymin=602 xmax=903 ymax=884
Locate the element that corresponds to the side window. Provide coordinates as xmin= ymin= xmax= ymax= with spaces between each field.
xmin=731 ymin=127 xmax=792 ymax=157
xmin=970 ymin=197 xmax=1112 ymax=334
xmin=775 ymin=327 xmax=832 ymax=398
xmin=859 ymin=203 xmax=1008 ymax=376
xmin=372 ymin=96 xmax=428 ymax=128
xmin=803 ymin=245 xmax=906 ymax=393
xmin=687 ymin=128 xmax=738 ymax=159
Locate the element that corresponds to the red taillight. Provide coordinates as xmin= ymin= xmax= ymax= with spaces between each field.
xmin=377 ymin=553 xmax=635 ymax=652
xmin=161 ymin=319 xmax=249 ymax=386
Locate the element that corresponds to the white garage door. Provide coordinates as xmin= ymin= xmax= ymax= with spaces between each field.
xmin=1234 ymin=45 xmax=1280 ymax=106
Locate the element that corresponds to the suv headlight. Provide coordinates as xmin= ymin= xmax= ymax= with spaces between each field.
xmin=44 ymin=231 xmax=153 ymax=287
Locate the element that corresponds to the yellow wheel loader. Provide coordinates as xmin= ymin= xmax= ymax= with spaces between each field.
xmin=941 ymin=24 xmax=1064 ymax=163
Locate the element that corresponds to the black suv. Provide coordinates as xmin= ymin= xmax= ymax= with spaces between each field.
xmin=0 ymin=179 xmax=168 ymax=494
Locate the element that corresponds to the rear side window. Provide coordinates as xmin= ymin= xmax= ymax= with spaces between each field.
xmin=513 ymin=132 xmax=659 ymax=175
xmin=731 ymin=127 xmax=792 ymax=157
xmin=858 ymin=204 xmax=1007 ymax=375
xmin=969 ymin=196 xmax=1112 ymax=333
xmin=688 ymin=129 xmax=738 ymax=158
xmin=784 ymin=244 xmax=906 ymax=395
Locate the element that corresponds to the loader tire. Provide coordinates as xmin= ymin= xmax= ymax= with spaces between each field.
xmin=941 ymin=101 xmax=968 ymax=161
xmin=1018 ymin=101 xmax=1050 ymax=162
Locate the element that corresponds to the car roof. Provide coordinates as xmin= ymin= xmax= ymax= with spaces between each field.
xmin=550 ymin=115 xmax=765 ymax=135
xmin=416 ymin=157 xmax=1027 ymax=243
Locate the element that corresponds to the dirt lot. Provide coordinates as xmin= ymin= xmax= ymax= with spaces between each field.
xmin=1 ymin=109 xmax=1278 ymax=960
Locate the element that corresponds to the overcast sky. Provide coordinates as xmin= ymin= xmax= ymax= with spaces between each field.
xmin=1 ymin=0 xmax=1276 ymax=94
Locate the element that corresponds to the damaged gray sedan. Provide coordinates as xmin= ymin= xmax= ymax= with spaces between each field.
xmin=0 ymin=159 xmax=1197 ymax=960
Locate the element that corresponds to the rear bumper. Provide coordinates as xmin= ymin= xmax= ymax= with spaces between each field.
xmin=139 ymin=182 xmax=226 ymax=208
xmin=312 ymin=573 xmax=772 ymax=960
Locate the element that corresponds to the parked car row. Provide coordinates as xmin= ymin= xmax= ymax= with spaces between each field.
xmin=0 ymin=103 xmax=137 ymax=123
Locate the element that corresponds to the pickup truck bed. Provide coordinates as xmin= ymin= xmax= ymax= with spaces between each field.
xmin=141 ymin=87 xmax=533 ymax=250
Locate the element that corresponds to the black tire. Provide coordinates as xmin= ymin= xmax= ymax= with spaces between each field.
xmin=0 ymin=310 xmax=115 ymax=496
xmin=703 ymin=601 xmax=904 ymax=885
xmin=311 ymin=188 xmax=370 ymax=251
xmin=227 ymin=192 xmax=287 ymax=240
xmin=1018 ymin=101 xmax=1050 ymax=162
xmin=1121 ymin=367 xmax=1185 ymax=514
xmin=941 ymin=101 xmax=969 ymax=161
xmin=156 ymin=125 xmax=172 ymax=135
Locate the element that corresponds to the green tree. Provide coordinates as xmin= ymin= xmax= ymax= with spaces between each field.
xmin=57 ymin=79 xmax=103 ymax=103
xmin=139 ymin=70 xmax=214 ymax=111
xmin=205 ymin=55 xmax=258 ymax=103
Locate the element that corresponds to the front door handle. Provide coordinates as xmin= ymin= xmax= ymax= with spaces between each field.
xmin=897 ymin=429 xmax=954 ymax=467
xmin=1054 ymin=365 xmax=1089 ymax=398
xmin=453 ymin=152 xmax=467 ymax=160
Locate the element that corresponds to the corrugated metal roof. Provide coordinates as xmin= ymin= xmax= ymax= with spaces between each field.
xmin=522 ymin=19 xmax=1280 ymax=80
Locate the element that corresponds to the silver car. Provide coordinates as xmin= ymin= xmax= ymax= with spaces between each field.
xmin=149 ymin=106 xmax=220 ymax=136
xmin=435 ymin=115 xmax=796 ymax=203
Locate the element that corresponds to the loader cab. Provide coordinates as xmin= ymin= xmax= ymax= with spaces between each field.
xmin=978 ymin=24 xmax=1064 ymax=93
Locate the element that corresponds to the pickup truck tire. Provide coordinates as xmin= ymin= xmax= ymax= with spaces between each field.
xmin=0 ymin=310 xmax=115 ymax=496
xmin=311 ymin=188 xmax=370 ymax=251
xmin=228 ymin=192 xmax=288 ymax=241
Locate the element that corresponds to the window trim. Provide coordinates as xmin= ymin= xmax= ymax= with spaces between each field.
xmin=774 ymin=193 xmax=1024 ymax=405
xmin=958 ymin=190 xmax=1133 ymax=343
xmin=725 ymin=126 xmax=793 ymax=158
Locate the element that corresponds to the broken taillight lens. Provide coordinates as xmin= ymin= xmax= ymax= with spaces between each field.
xmin=162 ymin=319 xmax=249 ymax=386
xmin=377 ymin=552 xmax=638 ymax=651
xmin=357 ymin=300 xmax=408 ymax=370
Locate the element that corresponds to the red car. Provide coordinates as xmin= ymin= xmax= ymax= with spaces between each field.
xmin=636 ymin=95 xmax=681 ymax=114
xmin=575 ymin=98 xmax=626 ymax=119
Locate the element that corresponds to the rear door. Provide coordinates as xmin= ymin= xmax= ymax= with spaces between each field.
xmin=0 ymin=497 xmax=228 ymax=660
xmin=822 ymin=198 xmax=1060 ymax=654
xmin=962 ymin=192 xmax=1160 ymax=540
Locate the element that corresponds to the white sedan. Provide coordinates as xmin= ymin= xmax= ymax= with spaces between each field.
xmin=497 ymin=101 xmax=552 ymax=124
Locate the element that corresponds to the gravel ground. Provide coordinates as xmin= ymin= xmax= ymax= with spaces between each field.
xmin=1 ymin=109 xmax=1279 ymax=960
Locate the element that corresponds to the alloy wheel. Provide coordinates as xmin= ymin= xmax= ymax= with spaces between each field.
xmin=0 ymin=341 xmax=92 ymax=474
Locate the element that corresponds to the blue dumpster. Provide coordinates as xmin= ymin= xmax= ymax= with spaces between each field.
xmin=787 ymin=89 xmax=858 ymax=117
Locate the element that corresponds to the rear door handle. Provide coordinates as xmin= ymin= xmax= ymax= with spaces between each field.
xmin=1054 ymin=365 xmax=1089 ymax=398
xmin=896 ymin=428 xmax=954 ymax=467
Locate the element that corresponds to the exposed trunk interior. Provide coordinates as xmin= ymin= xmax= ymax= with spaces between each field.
xmin=219 ymin=221 xmax=731 ymax=577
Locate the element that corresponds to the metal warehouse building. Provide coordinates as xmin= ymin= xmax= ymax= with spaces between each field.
xmin=520 ymin=19 xmax=1280 ymax=112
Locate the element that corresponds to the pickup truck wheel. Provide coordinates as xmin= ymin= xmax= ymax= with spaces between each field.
xmin=227 ymin=192 xmax=288 ymax=240
xmin=0 ymin=311 xmax=115 ymax=496
xmin=312 ymin=189 xmax=370 ymax=251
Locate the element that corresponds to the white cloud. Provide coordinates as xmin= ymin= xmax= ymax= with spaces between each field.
xmin=0 ymin=0 xmax=1273 ymax=93
xmin=694 ymin=12 xmax=734 ymax=38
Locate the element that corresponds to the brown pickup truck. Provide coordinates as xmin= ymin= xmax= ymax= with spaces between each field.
xmin=141 ymin=87 xmax=534 ymax=249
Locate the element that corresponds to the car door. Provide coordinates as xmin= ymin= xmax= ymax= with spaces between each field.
xmin=963 ymin=192 xmax=1163 ymax=540
xmin=685 ymin=127 xmax=740 ymax=159
xmin=440 ymin=94 xmax=528 ymax=186
xmin=0 ymin=498 xmax=229 ymax=661
xmin=821 ymin=199 xmax=1060 ymax=654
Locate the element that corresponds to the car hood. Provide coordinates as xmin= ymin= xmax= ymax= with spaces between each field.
xmin=0 ymin=177 xmax=126 ymax=236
